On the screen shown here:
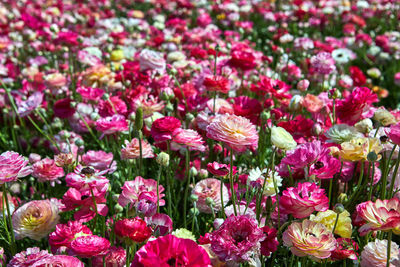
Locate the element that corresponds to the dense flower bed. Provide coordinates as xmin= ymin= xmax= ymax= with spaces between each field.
xmin=0 ymin=0 xmax=400 ymax=266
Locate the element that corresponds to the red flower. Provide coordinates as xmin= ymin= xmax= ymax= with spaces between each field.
xmin=53 ymin=98 xmax=75 ymax=119
xmin=331 ymin=238 xmax=359 ymax=261
xmin=150 ymin=116 xmax=181 ymax=142
xmin=115 ymin=217 xmax=153 ymax=243
xmin=229 ymin=50 xmax=257 ymax=71
xmin=260 ymin=226 xmax=279 ymax=257
xmin=349 ymin=66 xmax=366 ymax=86
xmin=203 ymin=75 xmax=230 ymax=94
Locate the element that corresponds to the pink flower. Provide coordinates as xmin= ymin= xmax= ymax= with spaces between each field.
xmin=150 ymin=116 xmax=181 ymax=142
xmin=144 ymin=213 xmax=173 ymax=237
xmin=131 ymin=234 xmax=211 ymax=267
xmin=206 ymin=114 xmax=258 ymax=153
xmin=331 ymin=238 xmax=359 ymax=261
xmin=203 ymin=75 xmax=230 ymax=94
xmin=32 ymin=158 xmax=64 ymax=184
xmin=278 ymin=141 xmax=341 ymax=179
xmin=115 ymin=217 xmax=153 ymax=243
xmin=171 ymin=128 xmax=206 ymax=152
xmin=12 ymin=199 xmax=60 ymax=241
xmin=361 ymin=239 xmax=400 ymax=267
xmin=191 ymin=178 xmax=229 ymax=214
xmin=310 ymin=52 xmax=336 ymax=75
xmin=77 ymin=86 xmax=104 ymax=101
xmin=209 ymin=215 xmax=265 ymax=263
xmin=260 ymin=226 xmax=279 ymax=257
xmin=49 ymin=221 xmax=93 ymax=254
xmin=207 ymin=162 xmax=231 ymax=177
xmin=81 ymin=150 xmax=116 ymax=172
xmin=31 ymin=255 xmax=85 ymax=267
xmin=99 ymin=96 xmax=127 ymax=117
xmin=119 ymin=176 xmax=165 ymax=209
xmin=282 ymin=220 xmax=337 ymax=260
xmin=356 ymin=198 xmax=400 ymax=236
xmin=96 ymin=115 xmax=129 ymax=135
xmin=66 ymin=165 xmax=109 ymax=193
xmin=70 ymin=235 xmax=110 ymax=258
xmin=17 ymin=91 xmax=43 ymax=117
xmin=387 ymin=122 xmax=400 ymax=146
xmin=280 ymin=182 xmax=329 ymax=219
xmin=92 ymin=247 xmax=126 ymax=267
xmin=0 ymin=151 xmax=32 ymax=184
xmin=8 ymin=247 xmax=51 ymax=267
xmin=121 ymin=138 xmax=154 ymax=160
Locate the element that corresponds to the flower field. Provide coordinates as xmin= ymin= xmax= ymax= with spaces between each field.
xmin=1 ymin=0 xmax=400 ymax=266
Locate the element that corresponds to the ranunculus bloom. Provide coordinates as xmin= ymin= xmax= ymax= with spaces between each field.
xmin=278 ymin=141 xmax=341 ymax=180
xmin=49 ymin=221 xmax=93 ymax=254
xmin=270 ymin=126 xmax=297 ymax=151
xmin=144 ymin=213 xmax=173 ymax=237
xmin=203 ymin=75 xmax=230 ymax=94
xmin=0 ymin=151 xmax=32 ymax=184
xmin=115 ymin=217 xmax=153 ymax=243
xmin=32 ymin=158 xmax=65 ymax=183
xmin=229 ymin=49 xmax=257 ymax=71
xmin=53 ymin=98 xmax=76 ymax=119
xmin=139 ymin=49 xmax=166 ymax=73
xmin=17 ymin=91 xmax=43 ymax=117
xmin=31 ymin=255 xmax=85 ymax=267
xmin=8 ymin=247 xmax=51 ymax=267
xmin=150 ymin=116 xmax=181 ymax=142
xmin=121 ymin=138 xmax=154 ymax=160
xmin=70 ymin=235 xmax=110 ymax=258
xmin=66 ymin=165 xmax=109 ymax=193
xmin=387 ymin=122 xmax=400 ymax=146
xmin=331 ymin=238 xmax=359 ymax=261
xmin=207 ymin=162 xmax=232 ymax=177
xmin=361 ymin=239 xmax=399 ymax=267
xmin=13 ymin=199 xmax=60 ymax=241
xmin=280 ymin=182 xmax=329 ymax=219
xmin=96 ymin=115 xmax=129 ymax=135
xmin=131 ymin=234 xmax=211 ymax=266
xmin=171 ymin=128 xmax=205 ymax=152
xmin=206 ymin=114 xmax=258 ymax=153
xmin=282 ymin=220 xmax=337 ymax=260
xmin=310 ymin=209 xmax=353 ymax=238
xmin=209 ymin=215 xmax=265 ymax=263
xmin=356 ymin=198 xmax=400 ymax=236
xmin=119 ymin=176 xmax=165 ymax=209
xmin=99 ymin=96 xmax=127 ymax=117
xmin=260 ymin=226 xmax=279 ymax=257
xmin=339 ymin=137 xmax=382 ymax=162
xmin=77 ymin=86 xmax=105 ymax=101
xmin=93 ymin=246 xmax=126 ymax=267
xmin=81 ymin=150 xmax=116 ymax=172
xmin=310 ymin=52 xmax=336 ymax=75
xmin=191 ymin=178 xmax=229 ymax=214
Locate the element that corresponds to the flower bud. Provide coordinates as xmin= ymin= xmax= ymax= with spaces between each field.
xmin=367 ymin=151 xmax=378 ymax=162
xmin=333 ymin=203 xmax=345 ymax=214
xmin=156 ymin=152 xmax=170 ymax=167
xmin=189 ymin=208 xmax=199 ymax=216
xmin=190 ymin=194 xmax=199 ymax=203
xmin=135 ymin=107 xmax=143 ymax=131
xmin=114 ymin=204 xmax=124 ymax=213
xmin=205 ymin=197 xmax=215 ymax=207
xmin=288 ymin=95 xmax=303 ymax=113
xmin=189 ymin=167 xmax=198 ymax=177
xmin=338 ymin=193 xmax=348 ymax=204
xmin=110 ymin=50 xmax=124 ymax=62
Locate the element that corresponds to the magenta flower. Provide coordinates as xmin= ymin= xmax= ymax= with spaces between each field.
xmin=49 ymin=221 xmax=93 ymax=254
xmin=92 ymin=246 xmax=126 ymax=267
xmin=150 ymin=116 xmax=181 ymax=143
xmin=77 ymin=86 xmax=104 ymax=101
xmin=95 ymin=115 xmax=129 ymax=135
xmin=0 ymin=151 xmax=32 ymax=184
xmin=280 ymin=182 xmax=329 ymax=219
xmin=278 ymin=141 xmax=341 ymax=179
xmin=144 ymin=213 xmax=173 ymax=237
xmin=131 ymin=234 xmax=211 ymax=266
xmin=206 ymin=114 xmax=258 ymax=153
xmin=209 ymin=215 xmax=265 ymax=264
xmin=8 ymin=247 xmax=51 ymax=267
xmin=387 ymin=122 xmax=400 ymax=146
xmin=81 ymin=150 xmax=116 ymax=172
xmin=32 ymin=158 xmax=65 ymax=184
xmin=66 ymin=165 xmax=109 ymax=193
xmin=31 ymin=255 xmax=85 ymax=267
xmin=70 ymin=235 xmax=110 ymax=258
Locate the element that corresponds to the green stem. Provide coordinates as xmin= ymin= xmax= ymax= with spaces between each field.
xmin=90 ymin=189 xmax=98 ymax=232
xmin=387 ymin=230 xmax=392 ymax=267
xmin=183 ymin=149 xmax=190 ymax=227
xmin=369 ymin=162 xmax=375 ymax=200
xmin=388 ymin=154 xmax=400 ymax=199
xmin=2 ymin=184 xmax=16 ymax=255
xmin=381 ymin=145 xmax=397 ymax=199
xmin=229 ymin=148 xmax=238 ymax=216
xmin=331 ymin=212 xmax=340 ymax=235
xmin=220 ymin=175 xmax=226 ymax=219
xmin=156 ymin=165 xmax=162 ymax=213
xmin=138 ymin=133 xmax=143 ymax=176
xmin=126 ymin=246 xmax=130 ymax=267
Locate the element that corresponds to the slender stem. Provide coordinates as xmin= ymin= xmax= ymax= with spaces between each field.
xmin=126 ymin=246 xmax=130 ymax=267
xmin=3 ymin=184 xmax=16 ymax=255
xmin=220 ymin=175 xmax=226 ymax=219
xmin=90 ymin=189 xmax=98 ymax=232
xmin=138 ymin=132 xmax=143 ymax=176
xmin=369 ymin=162 xmax=375 ymax=200
xmin=387 ymin=230 xmax=392 ymax=267
xmin=331 ymin=213 xmax=340 ymax=235
xmin=328 ymin=178 xmax=333 ymax=207
xmin=183 ymin=149 xmax=190 ymax=227
xmin=229 ymin=148 xmax=237 ymax=216
xmin=388 ymin=154 xmax=400 ymax=199
xmin=156 ymin=165 xmax=162 ymax=213
xmin=381 ymin=145 xmax=397 ymax=199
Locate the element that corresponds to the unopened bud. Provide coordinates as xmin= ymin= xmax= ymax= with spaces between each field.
xmin=135 ymin=107 xmax=143 ymax=130
xmin=156 ymin=152 xmax=170 ymax=167
xmin=334 ymin=203 xmax=345 ymax=214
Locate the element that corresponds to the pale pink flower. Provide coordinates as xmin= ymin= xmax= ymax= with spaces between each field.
xmin=361 ymin=239 xmax=400 ymax=267
xmin=121 ymin=138 xmax=154 ymax=160
xmin=0 ymin=151 xmax=32 ymax=184
xmin=95 ymin=115 xmax=129 ymax=135
xmin=192 ymin=178 xmax=229 ymax=214
xmin=171 ymin=128 xmax=206 ymax=152
xmin=32 ymin=158 xmax=65 ymax=184
xmin=280 ymin=182 xmax=329 ymax=219
xmin=81 ymin=150 xmax=116 ymax=172
xmin=282 ymin=220 xmax=337 ymax=260
xmin=206 ymin=98 xmax=234 ymax=114
xmin=310 ymin=52 xmax=336 ymax=75
xmin=356 ymin=198 xmax=400 ymax=236
xmin=119 ymin=176 xmax=165 ymax=209
xmin=131 ymin=94 xmax=165 ymax=118
xmin=12 ymin=199 xmax=60 ymax=241
xmin=139 ymin=49 xmax=166 ymax=73
xmin=206 ymin=114 xmax=258 ymax=152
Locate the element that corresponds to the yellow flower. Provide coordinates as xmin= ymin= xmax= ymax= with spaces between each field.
xmin=271 ymin=126 xmax=297 ymax=150
xmin=310 ymin=209 xmax=352 ymax=238
xmin=339 ymin=137 xmax=382 ymax=162
xmin=373 ymin=108 xmax=397 ymax=126
xmin=110 ymin=50 xmax=124 ymax=62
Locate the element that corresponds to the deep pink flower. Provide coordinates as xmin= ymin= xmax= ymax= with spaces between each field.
xmin=53 ymin=98 xmax=76 ymax=119
xmin=119 ymin=176 xmax=165 ymax=209
xmin=278 ymin=141 xmax=341 ymax=179
xmin=77 ymin=86 xmax=104 ymax=101
xmin=99 ymin=96 xmax=127 ymax=117
xmin=260 ymin=226 xmax=279 ymax=257
xmin=32 ymin=158 xmax=64 ymax=183
xmin=92 ymin=247 xmax=126 ymax=267
xmin=331 ymin=238 xmax=359 ymax=261
xmin=96 ymin=115 xmax=129 ymax=135
xmin=206 ymin=114 xmax=258 ymax=153
xmin=386 ymin=123 xmax=400 ymax=146
xmin=66 ymin=165 xmax=109 ymax=193
xmin=115 ymin=217 xmax=153 ymax=243
xmin=150 ymin=116 xmax=181 ymax=142
xmin=49 ymin=221 xmax=93 ymax=254
xmin=31 ymin=255 xmax=85 ymax=267
xmin=55 ymin=31 xmax=79 ymax=46
xmin=144 ymin=213 xmax=173 ymax=237
xmin=171 ymin=128 xmax=205 ymax=152
xmin=280 ymin=182 xmax=329 ymax=219
xmin=231 ymin=96 xmax=262 ymax=124
xmin=70 ymin=235 xmax=110 ymax=258
xmin=207 ymin=162 xmax=230 ymax=177
xmin=8 ymin=247 xmax=51 ymax=267
xmin=229 ymin=50 xmax=257 ymax=71
xmin=0 ymin=151 xmax=32 ymax=184
xmin=209 ymin=215 xmax=265 ymax=263
xmin=131 ymin=234 xmax=211 ymax=267
xmin=203 ymin=75 xmax=230 ymax=94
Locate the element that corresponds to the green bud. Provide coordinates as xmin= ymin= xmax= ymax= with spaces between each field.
xmin=334 ymin=203 xmax=345 ymax=214
xmin=135 ymin=107 xmax=143 ymax=131
xmin=156 ymin=152 xmax=170 ymax=167
xmin=189 ymin=207 xmax=199 ymax=216
xmin=205 ymin=197 xmax=215 ymax=207
xmin=367 ymin=151 xmax=378 ymax=162
xmin=74 ymin=138 xmax=84 ymax=147
xmin=114 ymin=204 xmax=124 ymax=213
xmin=190 ymin=194 xmax=199 ymax=202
